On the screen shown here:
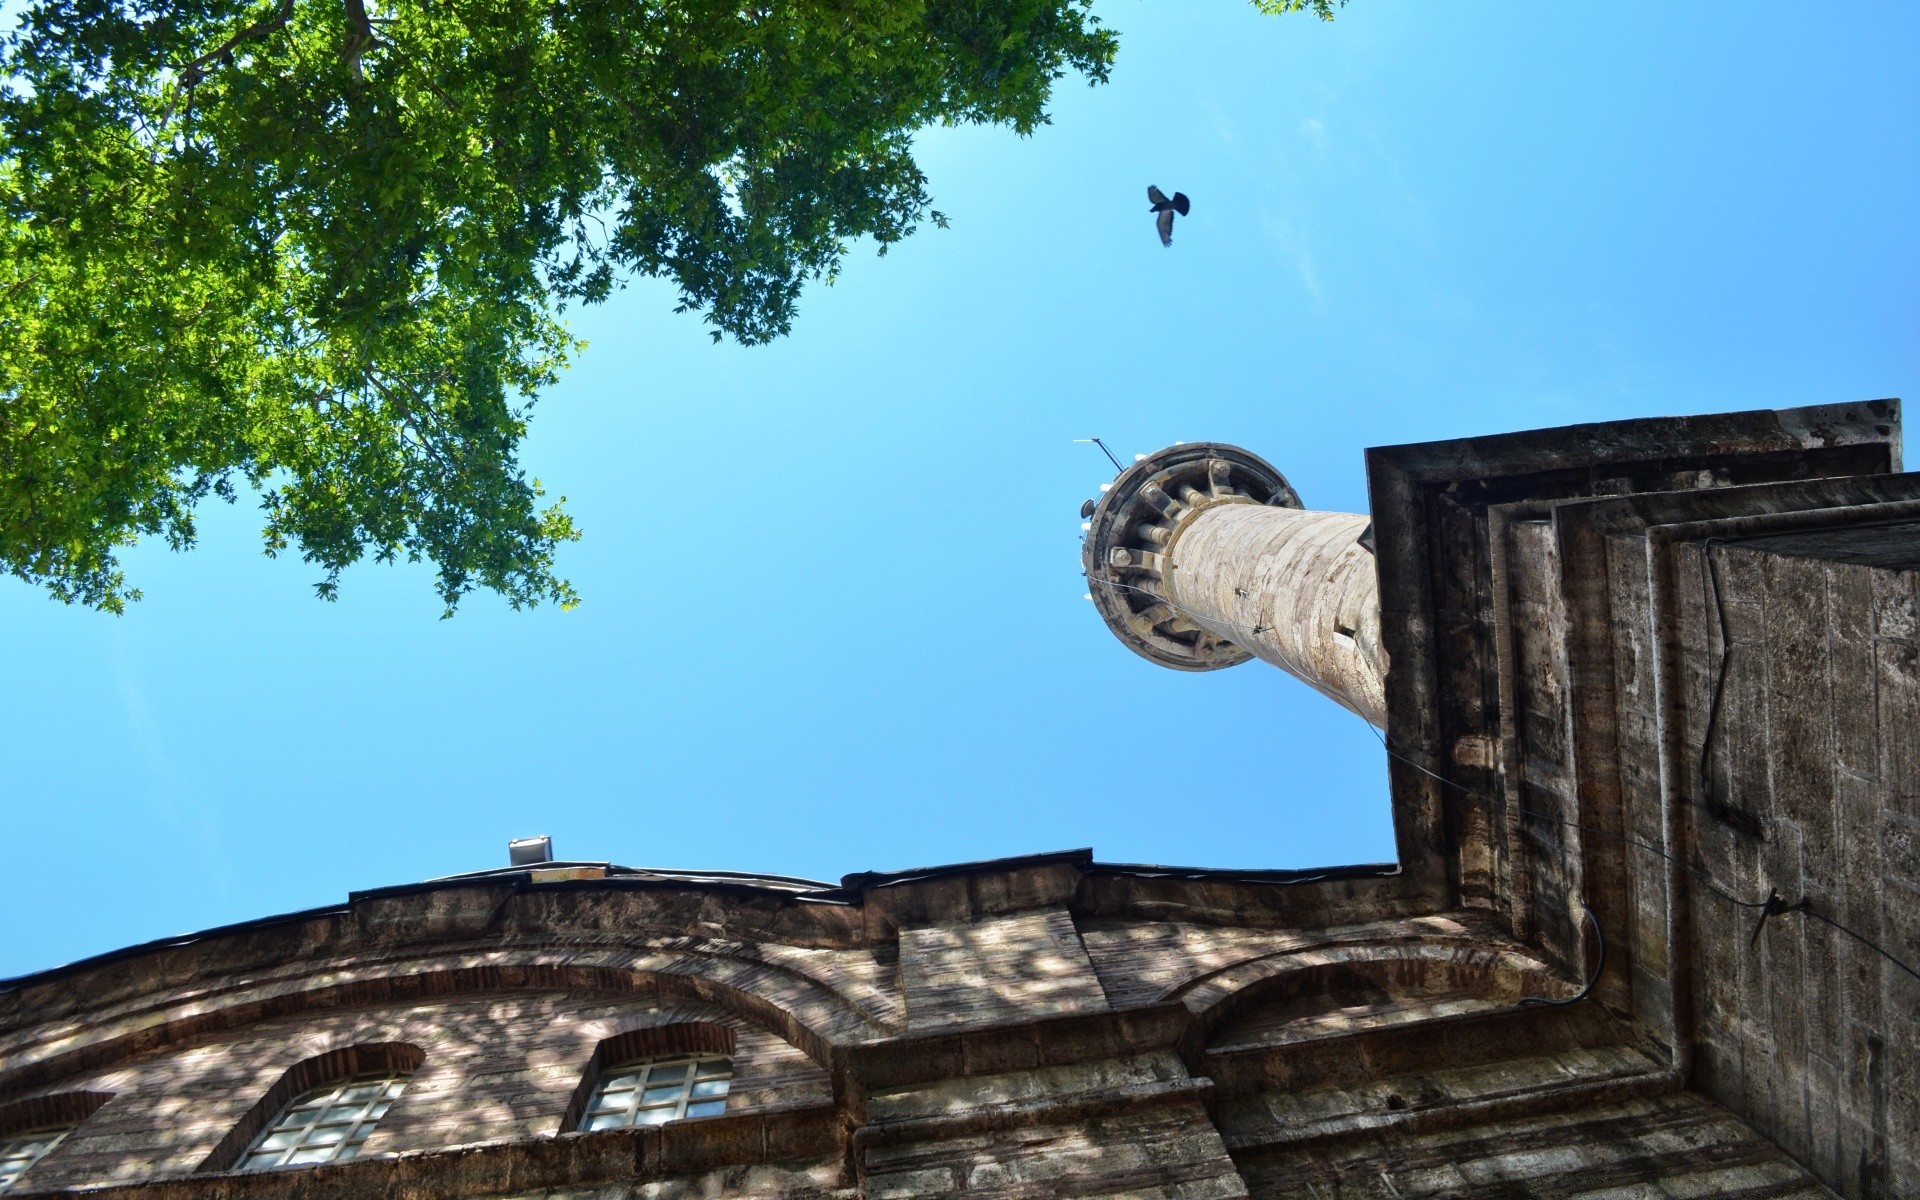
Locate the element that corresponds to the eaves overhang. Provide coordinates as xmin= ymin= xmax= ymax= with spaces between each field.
xmin=0 ymin=850 xmax=1406 ymax=999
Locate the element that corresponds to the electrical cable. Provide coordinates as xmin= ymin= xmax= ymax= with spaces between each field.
xmin=1697 ymin=539 xmax=1731 ymax=807
xmin=1519 ymin=903 xmax=1603 ymax=1007
xmin=1364 ymin=719 xmax=1920 ymax=984
xmin=1083 ymin=571 xmax=1920 ymax=986
xmin=1361 ymin=720 xmax=1767 ymax=911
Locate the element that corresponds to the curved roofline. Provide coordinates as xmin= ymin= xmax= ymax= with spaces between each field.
xmin=419 ymin=861 xmax=841 ymax=892
xmin=0 ymin=850 xmax=1400 ymax=995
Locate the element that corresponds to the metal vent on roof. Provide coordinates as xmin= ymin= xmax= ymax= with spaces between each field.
xmin=508 ymin=836 xmax=553 ymax=866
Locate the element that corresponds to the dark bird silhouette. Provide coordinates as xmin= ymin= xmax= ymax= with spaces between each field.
xmin=1147 ymin=185 xmax=1190 ymax=247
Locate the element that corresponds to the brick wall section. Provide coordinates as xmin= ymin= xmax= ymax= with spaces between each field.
xmin=0 ymin=882 xmax=1848 ymax=1200
xmin=1233 ymin=1091 xmax=1830 ymax=1199
xmin=1075 ymin=919 xmax=1325 ymax=1011
xmin=865 ymin=1054 xmax=1189 ymax=1124
xmin=856 ymin=1052 xmax=1248 ymax=1198
xmin=900 ymin=911 xmax=1109 ymax=1032
xmin=14 ymin=993 xmax=828 ymax=1192
xmin=1212 ymin=1006 xmax=1833 ymax=1198
xmin=1434 ymin=493 xmax=1507 ymax=915
xmin=1605 ymin=530 xmax=1681 ymax=1047
xmin=626 ymin=1162 xmax=851 ymax=1199
xmin=863 ymin=1107 xmax=1246 ymax=1199
xmin=1213 ymin=1043 xmax=1665 ymax=1147
xmin=1074 ymin=912 xmax=1530 ymax=1017
xmin=1498 ymin=516 xmax=1583 ymax=963
xmin=1674 ymin=542 xmax=1920 ymax=1198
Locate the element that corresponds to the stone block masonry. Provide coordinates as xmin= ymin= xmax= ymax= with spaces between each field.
xmin=2 ymin=401 xmax=1909 ymax=1198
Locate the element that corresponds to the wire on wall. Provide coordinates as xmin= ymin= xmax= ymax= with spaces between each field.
xmin=1084 ymin=572 xmax=1920 ymax=987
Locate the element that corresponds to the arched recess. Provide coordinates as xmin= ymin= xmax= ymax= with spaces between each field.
xmin=196 ymin=1042 xmax=424 ymax=1173
xmin=1 ymin=948 xmax=872 ymax=1100
xmin=0 ymin=1092 xmax=113 ymax=1137
xmin=0 ymin=1092 xmax=113 ymax=1191
xmin=1170 ymin=938 xmax=1572 ymax=1049
xmin=557 ymin=1022 xmax=737 ymax=1133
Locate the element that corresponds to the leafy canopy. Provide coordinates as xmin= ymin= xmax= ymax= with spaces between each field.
xmin=1252 ymin=0 xmax=1344 ymax=17
xmin=0 ymin=0 xmax=1117 ymax=612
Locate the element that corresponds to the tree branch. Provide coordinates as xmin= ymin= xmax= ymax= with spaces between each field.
xmin=176 ymin=0 xmax=296 ymax=86
xmin=365 ymin=371 xmax=457 ymax=472
xmin=1 ymin=272 xmax=41 ymax=307
xmin=341 ymin=0 xmax=373 ymax=74
xmin=374 ymin=35 xmax=457 ymax=108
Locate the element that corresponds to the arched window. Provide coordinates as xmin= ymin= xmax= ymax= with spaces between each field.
xmin=581 ymin=1056 xmax=732 ymax=1129
xmin=0 ymin=1093 xmax=112 ymax=1192
xmin=0 ymin=1129 xmax=69 ymax=1192
xmin=238 ymin=1073 xmax=409 ymax=1170
xmin=567 ymin=1024 xmax=736 ymax=1131
xmin=203 ymin=1043 xmax=423 ymax=1173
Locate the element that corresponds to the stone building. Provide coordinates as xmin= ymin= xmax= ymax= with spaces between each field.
xmin=1 ymin=400 xmax=1914 ymax=1198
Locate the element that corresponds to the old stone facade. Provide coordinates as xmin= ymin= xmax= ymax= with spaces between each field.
xmin=1 ymin=401 xmax=1913 ymax=1198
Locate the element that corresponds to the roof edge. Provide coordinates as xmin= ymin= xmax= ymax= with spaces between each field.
xmin=0 ymin=849 xmax=1403 ymax=996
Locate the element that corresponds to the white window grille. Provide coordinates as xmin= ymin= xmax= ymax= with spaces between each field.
xmin=581 ymin=1055 xmax=732 ymax=1129
xmin=239 ymin=1073 xmax=408 ymax=1171
xmin=0 ymin=1127 xmax=71 ymax=1191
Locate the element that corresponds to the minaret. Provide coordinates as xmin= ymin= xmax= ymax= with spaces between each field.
xmin=1080 ymin=442 xmax=1386 ymax=727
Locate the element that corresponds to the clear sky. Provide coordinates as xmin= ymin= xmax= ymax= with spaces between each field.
xmin=3 ymin=1 xmax=1915 ymax=980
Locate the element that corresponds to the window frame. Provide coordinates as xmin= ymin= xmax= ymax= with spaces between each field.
xmin=562 ymin=1022 xmax=739 ymax=1134
xmin=578 ymin=1054 xmax=733 ymax=1130
xmin=201 ymin=1042 xmax=424 ymax=1174
xmin=236 ymin=1072 xmax=410 ymax=1172
xmin=0 ymin=1092 xmax=114 ymax=1193
xmin=0 ymin=1127 xmax=72 ymax=1192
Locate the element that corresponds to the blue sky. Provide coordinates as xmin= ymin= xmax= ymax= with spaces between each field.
xmin=3 ymin=1 xmax=1915 ymax=979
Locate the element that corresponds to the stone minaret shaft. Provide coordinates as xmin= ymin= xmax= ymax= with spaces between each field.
xmin=1081 ymin=443 xmax=1386 ymax=726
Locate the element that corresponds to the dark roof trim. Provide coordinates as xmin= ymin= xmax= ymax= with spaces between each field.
xmin=836 ymin=848 xmax=1096 ymax=892
xmin=345 ymin=863 xmax=842 ymax=907
xmin=416 ymin=862 xmax=839 ymax=892
xmin=0 ymin=849 xmax=1402 ymax=995
xmin=0 ymin=902 xmax=348 ymax=995
xmin=1083 ymin=860 xmax=1400 ymax=886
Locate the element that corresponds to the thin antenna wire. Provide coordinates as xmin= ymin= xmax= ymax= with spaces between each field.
xmin=1073 ymin=437 xmax=1125 ymax=473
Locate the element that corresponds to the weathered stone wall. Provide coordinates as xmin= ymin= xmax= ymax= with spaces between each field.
xmin=1671 ymin=542 xmax=1920 ymax=1197
xmin=1234 ymin=1091 xmax=1829 ymax=1199
xmin=861 ymin=1055 xmax=1245 ymax=1199
xmin=1493 ymin=516 xmax=1579 ymax=956
xmin=900 ymin=910 xmax=1109 ymax=1031
xmin=0 ymin=878 xmax=1838 ymax=1199
xmin=11 ymin=992 xmax=828 ymax=1191
xmin=0 ymin=871 xmax=1835 ymax=1198
xmin=1365 ymin=399 xmax=1902 ymax=967
xmin=5 ymin=404 xmax=1907 ymax=1199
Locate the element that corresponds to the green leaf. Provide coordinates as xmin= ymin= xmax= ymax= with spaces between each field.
xmin=0 ymin=0 xmax=1117 ymax=611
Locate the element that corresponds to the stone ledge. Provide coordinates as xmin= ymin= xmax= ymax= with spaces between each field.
xmin=1200 ymin=995 xmax=1630 ymax=1098
xmin=839 ymin=1002 xmax=1197 ymax=1091
xmin=1224 ymin=1069 xmax=1680 ymax=1160
xmin=1219 ymin=1051 xmax=1676 ymax=1155
xmin=12 ymin=1104 xmax=845 ymax=1200
xmin=853 ymin=1077 xmax=1216 ymax=1151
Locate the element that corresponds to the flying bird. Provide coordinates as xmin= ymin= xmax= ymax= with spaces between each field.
xmin=1147 ymin=185 xmax=1190 ymax=247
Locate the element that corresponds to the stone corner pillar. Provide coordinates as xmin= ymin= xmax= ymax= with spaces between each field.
xmin=1080 ymin=442 xmax=1387 ymax=727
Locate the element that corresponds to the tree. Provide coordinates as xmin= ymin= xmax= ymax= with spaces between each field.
xmin=0 ymin=0 xmax=1116 ymax=613
xmin=1252 ymin=0 xmax=1343 ymax=16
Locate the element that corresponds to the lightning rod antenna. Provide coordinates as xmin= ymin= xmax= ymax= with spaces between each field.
xmin=1073 ymin=437 xmax=1125 ymax=473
